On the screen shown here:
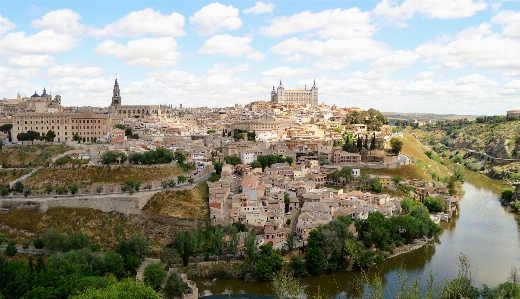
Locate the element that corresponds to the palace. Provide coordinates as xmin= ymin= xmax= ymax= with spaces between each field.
xmin=270 ymin=80 xmax=318 ymax=106
xmin=108 ymin=79 xmax=173 ymax=119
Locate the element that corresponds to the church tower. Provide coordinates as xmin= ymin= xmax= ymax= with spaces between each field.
xmin=111 ymin=79 xmax=121 ymax=106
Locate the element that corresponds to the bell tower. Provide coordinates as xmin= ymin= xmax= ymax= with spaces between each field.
xmin=111 ymin=79 xmax=121 ymax=106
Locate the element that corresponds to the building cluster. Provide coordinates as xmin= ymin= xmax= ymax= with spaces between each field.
xmin=0 ymin=78 xmax=461 ymax=247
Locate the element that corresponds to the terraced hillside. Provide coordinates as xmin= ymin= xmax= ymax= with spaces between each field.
xmin=143 ymin=181 xmax=209 ymax=219
xmin=23 ymin=164 xmax=186 ymax=193
xmin=0 ymin=144 xmax=69 ymax=167
xmin=448 ymin=121 xmax=520 ymax=159
xmin=0 ymin=169 xmax=31 ymax=187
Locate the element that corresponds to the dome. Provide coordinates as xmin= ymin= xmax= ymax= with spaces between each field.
xmin=31 ymin=91 xmax=40 ymax=97
xmin=41 ymin=88 xmax=48 ymax=97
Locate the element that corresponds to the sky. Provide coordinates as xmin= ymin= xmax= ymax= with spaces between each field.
xmin=0 ymin=0 xmax=519 ymax=115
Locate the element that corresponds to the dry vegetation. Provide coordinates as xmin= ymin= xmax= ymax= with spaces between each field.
xmin=0 ymin=207 xmax=136 ymax=249
xmin=362 ymin=164 xmax=430 ymax=181
xmin=0 ymin=169 xmax=32 ymax=186
xmin=143 ymin=181 xmax=209 ymax=219
xmin=23 ymin=164 xmax=186 ymax=193
xmin=0 ymin=144 xmax=69 ymax=167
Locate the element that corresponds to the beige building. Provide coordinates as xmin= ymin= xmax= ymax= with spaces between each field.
xmin=12 ymin=113 xmax=112 ymax=142
xmin=271 ymin=80 xmax=318 ymax=106
xmin=507 ymin=110 xmax=520 ymax=117
xmin=108 ymin=79 xmax=173 ymax=119
xmin=1 ymin=89 xmax=62 ymax=116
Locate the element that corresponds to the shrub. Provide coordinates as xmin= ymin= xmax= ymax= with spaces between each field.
xmin=33 ymin=238 xmax=44 ymax=249
xmin=502 ymin=188 xmax=515 ymax=202
xmin=143 ymin=262 xmax=167 ymax=290
xmin=162 ymin=271 xmax=188 ymax=299
xmin=423 ymin=196 xmax=446 ymax=213
xmin=5 ymin=240 xmax=17 ymax=256
xmin=22 ymin=240 xmax=30 ymax=249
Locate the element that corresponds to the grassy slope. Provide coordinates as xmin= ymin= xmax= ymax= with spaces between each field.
xmin=363 ymin=133 xmax=450 ymax=182
xmin=143 ymin=181 xmax=209 ymax=219
xmin=0 ymin=144 xmax=70 ymax=166
xmin=0 ymin=169 xmax=32 ymax=186
xmin=23 ymin=164 xmax=186 ymax=193
xmin=0 ymin=208 xmax=136 ymax=248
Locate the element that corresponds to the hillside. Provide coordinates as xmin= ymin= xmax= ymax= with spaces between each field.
xmin=23 ymin=164 xmax=186 ymax=193
xmin=419 ymin=120 xmax=520 ymax=159
xmin=0 ymin=169 xmax=31 ymax=187
xmin=0 ymin=144 xmax=70 ymax=167
xmin=143 ymin=181 xmax=209 ymax=219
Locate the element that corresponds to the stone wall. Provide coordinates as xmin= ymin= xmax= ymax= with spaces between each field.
xmin=0 ymin=193 xmax=154 ymax=215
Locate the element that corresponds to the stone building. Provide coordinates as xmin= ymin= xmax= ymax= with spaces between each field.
xmin=271 ymin=80 xmax=318 ymax=106
xmin=12 ymin=112 xmax=112 ymax=142
xmin=108 ymin=79 xmax=173 ymax=119
xmin=1 ymin=89 xmax=62 ymax=116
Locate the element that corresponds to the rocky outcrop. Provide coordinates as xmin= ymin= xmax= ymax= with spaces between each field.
xmin=513 ymin=185 xmax=520 ymax=201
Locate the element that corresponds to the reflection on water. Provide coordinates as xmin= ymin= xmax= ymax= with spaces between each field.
xmin=194 ymin=172 xmax=520 ymax=298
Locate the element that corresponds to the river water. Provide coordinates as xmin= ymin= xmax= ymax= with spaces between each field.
xmin=194 ymin=172 xmax=520 ymax=298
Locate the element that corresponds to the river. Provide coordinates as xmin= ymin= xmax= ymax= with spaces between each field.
xmin=194 ymin=171 xmax=520 ymax=298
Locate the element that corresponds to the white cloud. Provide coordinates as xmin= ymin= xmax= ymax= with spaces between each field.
xmin=207 ymin=63 xmax=250 ymax=74
xmin=246 ymin=51 xmax=266 ymax=61
xmin=190 ymin=2 xmax=242 ymax=35
xmin=502 ymin=71 xmax=520 ymax=78
xmin=412 ymin=71 xmax=436 ymax=80
xmin=503 ymin=80 xmax=520 ymax=89
xmin=373 ymin=0 xmax=488 ymax=25
xmin=94 ymin=37 xmax=181 ymax=68
xmin=0 ymin=15 xmax=16 ymax=35
xmin=47 ymin=65 xmax=102 ymax=78
xmin=415 ymin=24 xmax=520 ymax=71
xmin=199 ymin=34 xmax=254 ymax=57
xmin=6 ymin=55 xmax=55 ymax=68
xmin=269 ymin=37 xmax=389 ymax=70
xmin=1 ymin=30 xmax=78 ymax=54
xmin=455 ymin=73 xmax=499 ymax=86
xmin=31 ymin=9 xmax=85 ymax=35
xmin=91 ymin=8 xmax=185 ymax=37
xmin=492 ymin=11 xmax=520 ymax=39
xmin=243 ymin=2 xmax=275 ymax=14
xmin=261 ymin=67 xmax=311 ymax=79
xmin=260 ymin=8 xmax=376 ymax=39
xmin=371 ymin=50 xmax=419 ymax=71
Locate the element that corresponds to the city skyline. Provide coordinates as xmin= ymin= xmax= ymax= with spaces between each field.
xmin=1 ymin=0 xmax=519 ymax=114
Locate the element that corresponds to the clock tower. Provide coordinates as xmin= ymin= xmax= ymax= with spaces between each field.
xmin=111 ymin=78 xmax=121 ymax=106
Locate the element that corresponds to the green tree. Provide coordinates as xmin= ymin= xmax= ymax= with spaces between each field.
xmin=143 ymin=262 xmax=167 ymax=290
xmin=423 ymin=196 xmax=446 ymax=213
xmin=124 ymin=128 xmax=133 ymax=137
xmin=450 ymin=164 xmax=465 ymax=181
xmin=285 ymin=156 xmax=294 ymax=165
xmin=390 ymin=137 xmax=404 ymax=155
xmin=23 ymin=188 xmax=31 ymax=197
xmin=56 ymin=186 xmax=68 ymax=195
xmin=174 ymin=150 xmax=186 ymax=164
xmin=13 ymin=181 xmax=24 ymax=193
xmin=114 ymin=124 xmax=126 ymax=130
xmin=305 ymin=246 xmax=325 ymax=276
xmin=73 ymin=134 xmax=81 ymax=142
xmin=69 ymin=183 xmax=79 ymax=195
xmin=160 ymin=247 xmax=180 ymax=269
xmin=244 ymin=230 xmax=258 ymax=260
xmin=283 ymin=232 xmax=294 ymax=253
xmin=71 ymin=279 xmax=161 ymax=299
xmin=224 ymin=155 xmax=242 ymax=165
xmin=250 ymin=160 xmax=262 ymax=169
xmin=188 ymin=178 xmax=194 ymax=184
xmin=290 ymin=255 xmax=306 ymax=277
xmin=45 ymin=185 xmax=53 ymax=194
xmin=5 ymin=240 xmax=17 ymax=256
xmin=370 ymin=177 xmax=383 ymax=193
xmin=213 ymin=161 xmax=224 ymax=174
xmin=45 ymin=130 xmax=56 ymax=142
xmin=0 ymin=124 xmax=13 ymax=142
xmin=177 ymin=175 xmax=187 ymax=184
xmin=162 ymin=271 xmax=188 ymax=299
xmin=26 ymin=130 xmax=40 ymax=144
xmin=502 ymin=188 xmax=515 ymax=202
xmin=1 ymin=187 xmax=9 ymax=197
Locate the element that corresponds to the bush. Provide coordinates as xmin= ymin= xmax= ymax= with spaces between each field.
xmin=33 ymin=238 xmax=44 ymax=249
xmin=423 ymin=196 xmax=446 ymax=213
xmin=143 ymin=262 xmax=167 ymax=290
xmin=502 ymin=188 xmax=515 ymax=202
xmin=22 ymin=240 xmax=30 ymax=249
xmin=5 ymin=240 xmax=17 ymax=256
xmin=162 ymin=271 xmax=188 ymax=299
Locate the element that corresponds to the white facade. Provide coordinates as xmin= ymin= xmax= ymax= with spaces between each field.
xmin=240 ymin=152 xmax=255 ymax=164
xmin=271 ymin=80 xmax=318 ymax=106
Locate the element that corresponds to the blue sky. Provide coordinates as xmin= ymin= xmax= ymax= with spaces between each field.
xmin=1 ymin=0 xmax=519 ymax=114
